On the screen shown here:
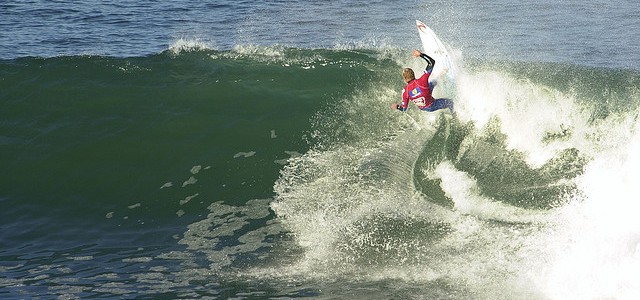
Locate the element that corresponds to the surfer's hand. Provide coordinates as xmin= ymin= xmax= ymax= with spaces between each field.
xmin=391 ymin=102 xmax=404 ymax=111
xmin=412 ymin=49 xmax=422 ymax=57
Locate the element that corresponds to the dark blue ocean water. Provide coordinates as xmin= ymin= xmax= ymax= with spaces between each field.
xmin=2 ymin=0 xmax=639 ymax=69
xmin=2 ymin=1 xmax=640 ymax=299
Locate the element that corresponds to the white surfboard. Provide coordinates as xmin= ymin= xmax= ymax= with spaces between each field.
xmin=416 ymin=20 xmax=457 ymax=83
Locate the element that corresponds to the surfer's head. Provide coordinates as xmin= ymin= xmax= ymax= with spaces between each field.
xmin=403 ymin=68 xmax=415 ymax=83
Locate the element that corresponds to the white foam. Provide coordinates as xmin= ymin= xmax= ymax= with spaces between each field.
xmin=190 ymin=165 xmax=202 ymax=174
xmin=447 ymin=68 xmax=640 ymax=298
xmin=432 ymin=160 xmax=551 ymax=224
xmin=181 ymin=176 xmax=197 ymax=187
xmin=179 ymin=193 xmax=199 ymax=205
xmin=168 ymin=38 xmax=214 ymax=54
xmin=539 ymin=115 xmax=640 ymax=299
xmin=456 ymin=70 xmax=591 ymax=167
xmin=233 ymin=151 xmax=256 ymax=158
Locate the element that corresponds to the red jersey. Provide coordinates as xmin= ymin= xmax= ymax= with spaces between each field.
xmin=401 ymin=71 xmax=433 ymax=110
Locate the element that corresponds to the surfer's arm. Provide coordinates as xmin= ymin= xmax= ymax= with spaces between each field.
xmin=397 ymin=90 xmax=409 ymax=111
xmin=419 ymin=53 xmax=435 ymax=71
xmin=412 ymin=49 xmax=435 ymax=71
xmin=391 ymin=93 xmax=409 ymax=112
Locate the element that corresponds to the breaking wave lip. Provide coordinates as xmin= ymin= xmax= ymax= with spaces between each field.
xmin=163 ymin=40 xmax=361 ymax=70
xmin=168 ymin=38 xmax=216 ymax=54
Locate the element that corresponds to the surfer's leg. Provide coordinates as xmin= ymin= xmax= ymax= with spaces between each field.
xmin=423 ymin=98 xmax=454 ymax=113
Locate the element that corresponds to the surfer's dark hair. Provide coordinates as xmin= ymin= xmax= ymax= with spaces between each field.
xmin=403 ymin=68 xmax=415 ymax=82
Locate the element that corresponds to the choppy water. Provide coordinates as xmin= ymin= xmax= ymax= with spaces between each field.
xmin=2 ymin=1 xmax=640 ymax=299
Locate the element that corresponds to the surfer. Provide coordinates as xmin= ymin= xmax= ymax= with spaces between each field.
xmin=392 ymin=49 xmax=453 ymax=113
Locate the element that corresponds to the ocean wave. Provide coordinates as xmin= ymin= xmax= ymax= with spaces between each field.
xmin=3 ymin=46 xmax=640 ymax=299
